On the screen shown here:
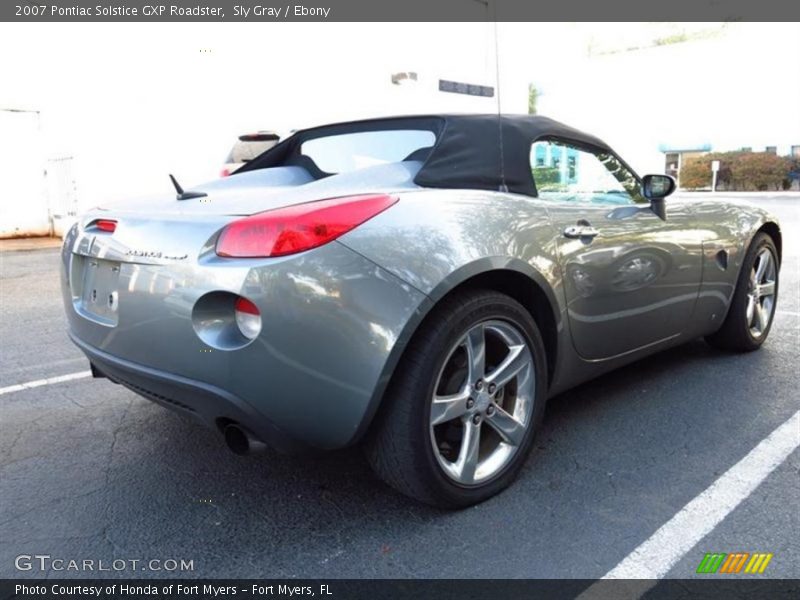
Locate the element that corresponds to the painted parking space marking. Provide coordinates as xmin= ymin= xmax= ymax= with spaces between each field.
xmin=596 ymin=409 xmax=799 ymax=581
xmin=0 ymin=370 xmax=91 ymax=396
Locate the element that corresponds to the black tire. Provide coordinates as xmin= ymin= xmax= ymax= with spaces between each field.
xmin=365 ymin=289 xmax=547 ymax=508
xmin=705 ymin=232 xmax=779 ymax=352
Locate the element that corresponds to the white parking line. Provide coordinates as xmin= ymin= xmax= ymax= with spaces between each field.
xmin=598 ymin=409 xmax=800 ymax=582
xmin=0 ymin=370 xmax=91 ymax=396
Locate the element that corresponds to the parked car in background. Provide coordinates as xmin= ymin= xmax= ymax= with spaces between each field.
xmin=221 ymin=131 xmax=280 ymax=177
xmin=61 ymin=114 xmax=781 ymax=508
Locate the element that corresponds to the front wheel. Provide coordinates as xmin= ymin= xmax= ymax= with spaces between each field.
xmin=706 ymin=232 xmax=779 ymax=352
xmin=365 ymin=290 xmax=547 ymax=508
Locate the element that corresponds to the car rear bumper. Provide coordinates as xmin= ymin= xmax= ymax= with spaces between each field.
xmin=61 ymin=223 xmax=430 ymax=450
xmin=72 ymin=332 xmax=310 ymax=453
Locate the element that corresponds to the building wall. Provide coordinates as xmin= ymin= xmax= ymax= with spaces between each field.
xmin=0 ymin=22 xmax=501 ymax=215
xmin=0 ymin=110 xmax=49 ymax=238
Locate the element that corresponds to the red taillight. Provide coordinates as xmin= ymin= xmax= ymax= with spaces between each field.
xmin=234 ymin=297 xmax=260 ymax=315
xmin=94 ymin=219 xmax=117 ymax=233
xmin=216 ymin=194 xmax=398 ymax=258
xmin=220 ymin=168 xmax=231 ymax=177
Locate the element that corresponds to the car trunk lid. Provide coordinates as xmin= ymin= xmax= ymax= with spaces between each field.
xmin=69 ymin=161 xmax=422 ymax=267
xmin=95 ymin=161 xmax=422 ymax=217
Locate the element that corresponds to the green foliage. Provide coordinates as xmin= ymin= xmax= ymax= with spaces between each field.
xmin=528 ymin=84 xmax=538 ymax=115
xmin=732 ymin=153 xmax=791 ymax=191
xmin=681 ymin=151 xmax=792 ymax=191
xmin=532 ymin=166 xmax=563 ymax=190
xmin=680 ymin=155 xmax=715 ymax=189
xmin=598 ymin=152 xmax=645 ymax=202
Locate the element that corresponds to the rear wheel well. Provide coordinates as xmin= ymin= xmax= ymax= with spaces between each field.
xmin=429 ymin=270 xmax=558 ymax=387
xmin=757 ymin=222 xmax=782 ymax=263
xmin=359 ymin=269 xmax=559 ymax=447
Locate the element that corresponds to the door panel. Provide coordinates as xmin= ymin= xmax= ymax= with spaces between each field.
xmin=530 ymin=139 xmax=702 ymax=360
xmin=548 ymin=203 xmax=702 ymax=360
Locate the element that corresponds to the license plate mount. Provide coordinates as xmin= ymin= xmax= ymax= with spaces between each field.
xmin=76 ymin=257 xmax=121 ymax=326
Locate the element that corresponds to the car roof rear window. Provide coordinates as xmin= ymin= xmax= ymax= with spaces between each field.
xmin=300 ymin=129 xmax=436 ymax=175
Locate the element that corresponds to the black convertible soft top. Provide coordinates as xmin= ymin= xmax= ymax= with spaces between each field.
xmin=237 ymin=114 xmax=618 ymax=197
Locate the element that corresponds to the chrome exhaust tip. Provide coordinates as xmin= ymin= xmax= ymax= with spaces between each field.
xmin=224 ymin=424 xmax=267 ymax=455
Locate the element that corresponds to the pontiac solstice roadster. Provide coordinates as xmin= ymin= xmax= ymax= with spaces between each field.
xmin=61 ymin=115 xmax=781 ymax=507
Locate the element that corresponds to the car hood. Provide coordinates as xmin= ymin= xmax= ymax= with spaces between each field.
xmin=97 ymin=162 xmax=423 ymax=217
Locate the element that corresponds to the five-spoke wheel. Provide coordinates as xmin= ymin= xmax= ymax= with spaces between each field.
xmin=706 ymin=232 xmax=779 ymax=352
xmin=430 ymin=320 xmax=534 ymax=485
xmin=366 ymin=290 xmax=546 ymax=508
xmin=746 ymin=247 xmax=777 ymax=339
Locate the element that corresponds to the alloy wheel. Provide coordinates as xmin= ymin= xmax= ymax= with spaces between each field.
xmin=746 ymin=247 xmax=777 ymax=338
xmin=429 ymin=320 xmax=535 ymax=486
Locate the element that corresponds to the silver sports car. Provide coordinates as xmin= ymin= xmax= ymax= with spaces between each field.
xmin=61 ymin=115 xmax=781 ymax=507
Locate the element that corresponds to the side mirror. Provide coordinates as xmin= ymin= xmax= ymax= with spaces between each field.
xmin=642 ymin=174 xmax=676 ymax=200
xmin=642 ymin=174 xmax=676 ymax=220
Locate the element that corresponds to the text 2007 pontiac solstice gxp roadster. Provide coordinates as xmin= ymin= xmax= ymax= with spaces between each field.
xmin=61 ymin=115 xmax=781 ymax=507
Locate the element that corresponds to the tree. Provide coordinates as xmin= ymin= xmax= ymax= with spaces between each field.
xmin=528 ymin=84 xmax=539 ymax=115
xmin=730 ymin=153 xmax=791 ymax=191
xmin=532 ymin=166 xmax=561 ymax=189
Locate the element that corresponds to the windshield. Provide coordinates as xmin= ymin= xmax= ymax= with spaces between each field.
xmin=300 ymin=129 xmax=437 ymax=175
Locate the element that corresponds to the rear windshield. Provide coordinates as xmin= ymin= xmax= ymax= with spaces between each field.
xmin=300 ymin=129 xmax=436 ymax=174
xmin=226 ymin=138 xmax=279 ymax=164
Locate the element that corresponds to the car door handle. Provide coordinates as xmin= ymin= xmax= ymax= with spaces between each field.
xmin=563 ymin=225 xmax=600 ymax=239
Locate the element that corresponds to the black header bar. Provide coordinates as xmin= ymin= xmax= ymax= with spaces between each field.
xmin=4 ymin=0 xmax=800 ymax=22
xmin=2 ymin=579 xmax=800 ymax=600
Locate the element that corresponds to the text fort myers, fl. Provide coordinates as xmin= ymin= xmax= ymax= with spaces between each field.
xmin=15 ymin=584 xmax=333 ymax=596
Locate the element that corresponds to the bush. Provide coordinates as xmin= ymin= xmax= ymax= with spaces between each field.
xmin=680 ymin=151 xmax=792 ymax=191
xmin=679 ymin=155 xmax=714 ymax=189
xmin=731 ymin=153 xmax=791 ymax=191
xmin=532 ymin=166 xmax=563 ymax=190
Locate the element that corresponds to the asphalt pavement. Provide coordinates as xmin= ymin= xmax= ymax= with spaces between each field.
xmin=1 ymin=196 xmax=797 ymax=580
